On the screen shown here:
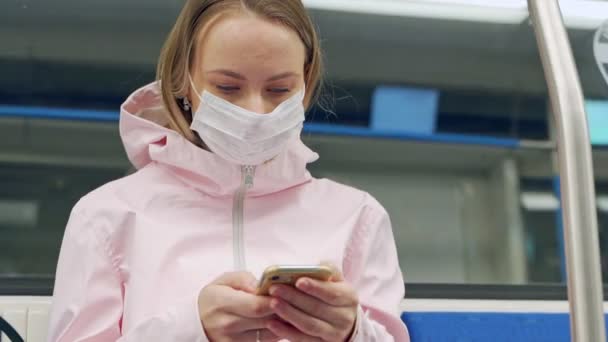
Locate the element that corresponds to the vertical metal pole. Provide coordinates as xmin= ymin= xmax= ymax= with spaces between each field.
xmin=528 ymin=1 xmax=605 ymax=341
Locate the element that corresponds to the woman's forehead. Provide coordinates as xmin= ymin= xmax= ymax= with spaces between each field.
xmin=194 ymin=13 xmax=306 ymax=75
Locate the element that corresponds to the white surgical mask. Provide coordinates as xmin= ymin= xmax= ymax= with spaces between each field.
xmin=189 ymin=76 xmax=305 ymax=165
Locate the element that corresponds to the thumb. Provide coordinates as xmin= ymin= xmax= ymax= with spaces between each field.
xmin=213 ymin=271 xmax=258 ymax=293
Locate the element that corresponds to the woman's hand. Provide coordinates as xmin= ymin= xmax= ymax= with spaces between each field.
xmin=266 ymin=270 xmax=359 ymax=342
xmin=198 ymin=272 xmax=280 ymax=342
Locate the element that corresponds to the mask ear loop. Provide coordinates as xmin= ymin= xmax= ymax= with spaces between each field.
xmin=189 ymin=74 xmax=205 ymax=100
xmin=184 ymin=46 xmax=208 ymax=148
xmin=182 ymin=41 xmax=200 ymax=113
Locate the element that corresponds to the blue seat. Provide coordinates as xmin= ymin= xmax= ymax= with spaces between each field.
xmin=402 ymin=311 xmax=608 ymax=341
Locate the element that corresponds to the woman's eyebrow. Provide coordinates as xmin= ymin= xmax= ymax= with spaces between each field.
xmin=205 ymin=70 xmax=300 ymax=82
xmin=206 ymin=69 xmax=247 ymax=80
xmin=266 ymin=72 xmax=299 ymax=82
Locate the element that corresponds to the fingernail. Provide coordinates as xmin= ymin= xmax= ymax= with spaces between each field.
xmin=296 ymin=279 xmax=309 ymax=289
xmin=269 ymin=286 xmax=278 ymax=296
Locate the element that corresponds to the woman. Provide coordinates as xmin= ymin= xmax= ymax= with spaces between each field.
xmin=47 ymin=0 xmax=409 ymax=341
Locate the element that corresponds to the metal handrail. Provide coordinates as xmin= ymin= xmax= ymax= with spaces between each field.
xmin=528 ymin=1 xmax=606 ymax=341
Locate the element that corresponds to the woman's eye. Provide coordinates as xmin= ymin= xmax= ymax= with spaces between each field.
xmin=268 ymin=88 xmax=290 ymax=94
xmin=216 ymin=85 xmax=240 ymax=92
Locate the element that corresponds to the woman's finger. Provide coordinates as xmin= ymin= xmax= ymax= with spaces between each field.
xmin=212 ymin=271 xmax=258 ymax=293
xmin=270 ymin=298 xmax=341 ymax=341
xmin=295 ymin=277 xmax=358 ymax=307
xmin=217 ymin=287 xmax=274 ymax=318
xmin=269 ymin=284 xmax=347 ymax=325
xmin=266 ymin=319 xmax=322 ymax=342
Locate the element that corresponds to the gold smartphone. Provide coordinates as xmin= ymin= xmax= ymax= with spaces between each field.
xmin=257 ymin=265 xmax=334 ymax=296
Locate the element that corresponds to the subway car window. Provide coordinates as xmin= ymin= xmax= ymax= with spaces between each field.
xmin=1 ymin=0 xmax=607 ymax=290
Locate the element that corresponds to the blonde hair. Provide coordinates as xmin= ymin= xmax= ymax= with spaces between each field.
xmin=156 ymin=0 xmax=323 ymax=144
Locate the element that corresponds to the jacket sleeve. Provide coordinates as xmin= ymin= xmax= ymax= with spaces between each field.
xmin=47 ymin=202 xmax=209 ymax=342
xmin=344 ymin=200 xmax=410 ymax=342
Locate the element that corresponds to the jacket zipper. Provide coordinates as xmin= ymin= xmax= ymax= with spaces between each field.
xmin=233 ymin=165 xmax=256 ymax=271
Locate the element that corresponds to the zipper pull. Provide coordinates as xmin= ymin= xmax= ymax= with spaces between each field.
xmin=242 ymin=165 xmax=256 ymax=189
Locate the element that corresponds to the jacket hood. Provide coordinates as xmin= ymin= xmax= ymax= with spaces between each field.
xmin=119 ymin=81 xmax=319 ymax=197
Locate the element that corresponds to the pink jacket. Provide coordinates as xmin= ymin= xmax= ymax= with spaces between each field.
xmin=47 ymin=82 xmax=410 ymax=341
